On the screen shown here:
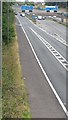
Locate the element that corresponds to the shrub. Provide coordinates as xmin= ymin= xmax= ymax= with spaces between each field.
xmin=2 ymin=2 xmax=15 ymax=45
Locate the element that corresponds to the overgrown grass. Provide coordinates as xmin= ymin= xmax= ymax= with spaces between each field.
xmin=2 ymin=25 xmax=31 ymax=118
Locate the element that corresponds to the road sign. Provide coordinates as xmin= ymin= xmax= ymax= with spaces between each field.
xmin=45 ymin=6 xmax=58 ymax=11
xmin=21 ymin=5 xmax=34 ymax=11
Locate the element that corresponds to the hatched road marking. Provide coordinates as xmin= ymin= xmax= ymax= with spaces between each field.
xmin=16 ymin=15 xmax=68 ymax=117
xmin=30 ymin=27 xmax=68 ymax=71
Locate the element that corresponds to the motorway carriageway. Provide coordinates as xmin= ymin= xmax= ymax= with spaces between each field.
xmin=16 ymin=14 xmax=68 ymax=116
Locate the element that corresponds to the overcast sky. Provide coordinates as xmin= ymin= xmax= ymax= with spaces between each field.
xmin=16 ymin=0 xmax=67 ymax=2
xmin=29 ymin=0 xmax=44 ymax=2
xmin=16 ymin=0 xmax=44 ymax=2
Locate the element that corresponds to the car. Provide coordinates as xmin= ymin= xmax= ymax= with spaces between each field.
xmin=32 ymin=14 xmax=35 ymax=16
xmin=53 ymin=16 xmax=56 ymax=18
xmin=20 ymin=13 xmax=25 ymax=17
xmin=26 ymin=12 xmax=30 ymax=15
xmin=42 ymin=16 xmax=45 ymax=20
xmin=48 ymin=16 xmax=52 ymax=18
xmin=45 ymin=16 xmax=48 ymax=18
xmin=38 ymin=15 xmax=42 ymax=20
xmin=62 ymin=12 xmax=68 ymax=17
xmin=32 ymin=15 xmax=37 ymax=19
xmin=20 ymin=13 xmax=22 ymax=16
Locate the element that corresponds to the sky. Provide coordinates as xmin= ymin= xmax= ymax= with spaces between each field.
xmin=29 ymin=0 xmax=44 ymax=2
xmin=16 ymin=0 xmax=67 ymax=2
xmin=16 ymin=0 xmax=44 ymax=2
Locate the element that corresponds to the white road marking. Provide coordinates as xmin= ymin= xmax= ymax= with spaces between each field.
xmin=30 ymin=27 xmax=68 ymax=71
xmin=39 ymin=28 xmax=68 ymax=47
xmin=16 ymin=16 xmax=68 ymax=117
xmin=26 ymin=17 xmax=68 ymax=47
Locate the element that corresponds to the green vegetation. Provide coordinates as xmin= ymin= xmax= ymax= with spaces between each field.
xmin=18 ymin=2 xmax=34 ymax=6
xmin=2 ymin=2 xmax=31 ymax=118
xmin=2 ymin=35 xmax=31 ymax=118
xmin=25 ymin=2 xmax=34 ymax=6
xmin=2 ymin=2 xmax=15 ymax=45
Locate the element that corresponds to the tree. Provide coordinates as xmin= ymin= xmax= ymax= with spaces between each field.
xmin=2 ymin=2 xmax=15 ymax=45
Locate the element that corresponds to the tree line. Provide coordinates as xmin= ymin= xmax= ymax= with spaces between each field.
xmin=2 ymin=2 xmax=15 ymax=45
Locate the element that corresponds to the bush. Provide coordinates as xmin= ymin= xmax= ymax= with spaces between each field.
xmin=2 ymin=2 xmax=15 ymax=45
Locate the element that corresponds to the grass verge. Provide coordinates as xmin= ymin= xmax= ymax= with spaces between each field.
xmin=2 ymin=25 xmax=31 ymax=118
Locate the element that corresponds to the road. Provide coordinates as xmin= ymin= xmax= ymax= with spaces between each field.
xmin=17 ymin=14 xmax=67 ymax=101
xmin=15 ymin=18 xmax=66 ymax=118
xmin=14 ymin=7 xmax=68 ymax=117
xmin=36 ymin=19 xmax=67 ymax=42
xmin=36 ymin=19 xmax=68 ymax=60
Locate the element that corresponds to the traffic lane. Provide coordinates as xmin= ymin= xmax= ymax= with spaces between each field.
xmin=43 ymin=19 xmax=68 ymax=44
xmin=17 ymin=16 xmax=67 ymax=102
xmin=23 ymin=26 xmax=66 ymax=104
xmin=30 ymin=24 xmax=67 ymax=61
xmin=36 ymin=19 xmax=67 ymax=41
xmin=18 ymin=16 xmax=67 ymax=61
xmin=18 ymin=11 xmax=67 ymax=42
xmin=39 ymin=19 xmax=67 ymax=34
xmin=36 ymin=20 xmax=66 ymax=41
xmin=38 ymin=18 xmax=68 ymax=44
xmin=16 ymin=18 xmax=66 ymax=118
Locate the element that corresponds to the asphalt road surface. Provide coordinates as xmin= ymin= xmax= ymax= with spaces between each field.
xmin=36 ymin=19 xmax=67 ymax=42
xmin=15 ymin=18 xmax=66 ymax=118
xmin=14 ymin=7 xmax=68 ymax=118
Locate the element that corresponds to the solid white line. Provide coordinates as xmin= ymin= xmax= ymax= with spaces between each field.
xmin=16 ymin=16 xmax=68 ymax=117
xmin=30 ymin=27 xmax=68 ymax=71
xmin=26 ymin=17 xmax=68 ymax=47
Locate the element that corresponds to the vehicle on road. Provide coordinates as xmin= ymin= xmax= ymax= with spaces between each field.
xmin=20 ymin=13 xmax=25 ymax=17
xmin=32 ymin=14 xmax=35 ymax=16
xmin=32 ymin=15 xmax=38 ymax=19
xmin=26 ymin=12 xmax=30 ymax=15
xmin=62 ymin=12 xmax=68 ymax=18
xmin=42 ymin=16 xmax=46 ymax=20
xmin=48 ymin=16 xmax=52 ymax=18
xmin=38 ymin=15 xmax=43 ymax=20
xmin=53 ymin=16 xmax=56 ymax=18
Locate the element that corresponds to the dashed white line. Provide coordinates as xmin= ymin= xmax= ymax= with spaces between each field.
xmin=39 ymin=27 xmax=68 ymax=47
xmin=16 ymin=16 xmax=68 ymax=117
xmin=30 ymin=27 xmax=68 ymax=71
xmin=26 ymin=17 xmax=68 ymax=47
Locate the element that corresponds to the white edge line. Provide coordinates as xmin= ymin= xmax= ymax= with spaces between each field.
xmin=16 ymin=16 xmax=68 ymax=117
